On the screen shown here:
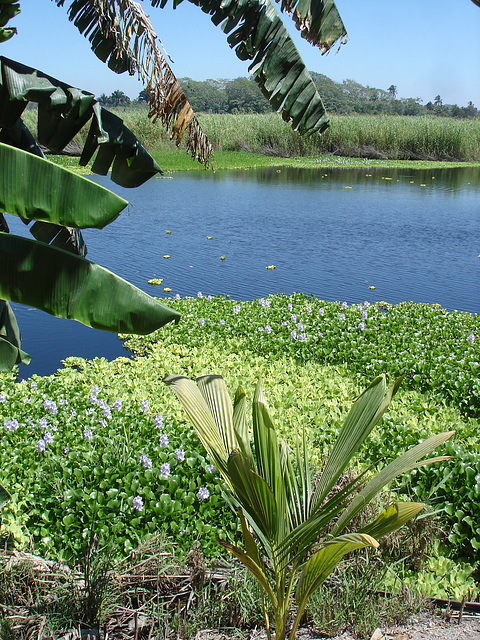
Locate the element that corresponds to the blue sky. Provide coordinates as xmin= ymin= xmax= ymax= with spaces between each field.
xmin=2 ymin=0 xmax=480 ymax=107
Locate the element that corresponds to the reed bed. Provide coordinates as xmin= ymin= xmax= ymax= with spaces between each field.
xmin=22 ymin=107 xmax=480 ymax=162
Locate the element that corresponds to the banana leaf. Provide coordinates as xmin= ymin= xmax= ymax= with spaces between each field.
xmin=0 ymin=143 xmax=128 ymax=228
xmin=0 ymin=56 xmax=163 ymax=187
xmin=0 ymin=299 xmax=31 ymax=370
xmin=0 ymin=232 xmax=180 ymax=334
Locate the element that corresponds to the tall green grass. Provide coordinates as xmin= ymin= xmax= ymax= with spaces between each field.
xmin=21 ymin=106 xmax=480 ymax=162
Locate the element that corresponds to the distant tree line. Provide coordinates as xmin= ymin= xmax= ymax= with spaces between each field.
xmin=97 ymin=75 xmax=479 ymax=119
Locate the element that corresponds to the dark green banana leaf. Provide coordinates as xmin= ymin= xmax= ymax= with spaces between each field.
xmin=0 ymin=1 xmax=19 ymax=43
xmin=0 ymin=299 xmax=31 ymax=370
xmin=0 ymin=56 xmax=163 ymax=187
xmin=0 ymin=232 xmax=180 ymax=334
xmin=0 ymin=142 xmax=129 ymax=229
xmin=56 ymin=0 xmax=346 ymax=136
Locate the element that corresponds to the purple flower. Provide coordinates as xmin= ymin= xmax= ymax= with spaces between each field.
xmin=299 ymin=332 xmax=307 ymax=342
xmin=219 ymin=319 xmax=226 ymax=325
xmin=206 ymin=464 xmax=216 ymax=474
xmin=139 ymin=453 xmax=153 ymax=469
xmin=160 ymin=433 xmax=169 ymax=447
xmin=103 ymin=405 xmax=111 ymax=418
xmin=290 ymin=329 xmax=297 ymax=340
xmin=36 ymin=439 xmax=46 ymax=453
xmin=175 ymin=293 xmax=180 ymax=300
xmin=362 ymin=310 xmax=368 ymax=320
xmin=0 ymin=393 xmax=5 ymax=403
xmin=282 ymin=321 xmax=288 ymax=326
xmin=358 ymin=305 xmax=363 ymax=311
xmin=358 ymin=322 xmax=365 ymax=331
xmin=175 ymin=448 xmax=185 ymax=461
xmin=319 ymin=307 xmax=324 ymax=316
xmin=339 ymin=313 xmax=346 ymax=320
xmin=198 ymin=487 xmax=210 ymax=501
xmin=154 ymin=414 xmax=163 ymax=428
xmin=291 ymin=313 xmax=297 ymax=323
xmin=4 ymin=418 xmax=19 ymax=432
xmin=30 ymin=381 xmax=37 ymax=390
xmin=468 ymin=333 xmax=475 ymax=344
xmin=44 ymin=431 xmax=53 ymax=444
xmin=364 ymin=301 xmax=370 ymax=307
xmin=307 ymin=305 xmax=312 ymax=313
xmin=265 ymin=324 xmax=272 ymax=334
xmin=113 ymin=399 xmax=122 ymax=411
xmin=258 ymin=326 xmax=264 ymax=332
xmin=233 ymin=304 xmax=240 ymax=315
xmin=180 ymin=527 xmax=188 ymax=535
xmin=198 ymin=317 xmax=205 ymax=326
xmin=341 ymin=301 xmax=348 ymax=309
xmin=287 ymin=303 xmax=293 ymax=311
xmin=92 ymin=385 xmax=99 ymax=395
xmin=141 ymin=399 xmax=149 ymax=412
xmin=43 ymin=399 xmax=57 ymax=416
xmin=39 ymin=417 xmax=48 ymax=430
xmin=64 ymin=447 xmax=69 ymax=455
xmin=161 ymin=462 xmax=171 ymax=477
xmin=197 ymin=291 xmax=203 ymax=298
xmin=207 ymin=295 xmax=212 ymax=302
xmin=70 ymin=409 xmax=77 ymax=417
xmin=90 ymin=394 xmax=98 ymax=405
xmin=297 ymin=322 xmax=304 ymax=331
xmin=84 ymin=428 xmax=93 ymax=442
xmin=132 ymin=496 xmax=144 ymax=511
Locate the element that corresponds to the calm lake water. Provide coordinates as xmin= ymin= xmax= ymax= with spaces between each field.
xmin=9 ymin=165 xmax=480 ymax=377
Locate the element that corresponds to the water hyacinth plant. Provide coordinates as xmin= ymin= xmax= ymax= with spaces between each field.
xmin=164 ymin=373 xmax=453 ymax=640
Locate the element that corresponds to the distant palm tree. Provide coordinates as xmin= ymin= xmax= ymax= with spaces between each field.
xmin=388 ymin=84 xmax=398 ymax=99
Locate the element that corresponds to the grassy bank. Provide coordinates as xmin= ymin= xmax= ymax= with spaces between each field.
xmin=24 ymin=108 xmax=480 ymax=165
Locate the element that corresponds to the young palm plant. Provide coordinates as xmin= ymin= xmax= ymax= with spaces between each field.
xmin=164 ymin=374 xmax=453 ymax=640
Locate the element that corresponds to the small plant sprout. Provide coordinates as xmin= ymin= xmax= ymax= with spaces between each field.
xmin=164 ymin=373 xmax=454 ymax=640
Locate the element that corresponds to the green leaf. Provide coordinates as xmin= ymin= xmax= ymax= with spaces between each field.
xmin=196 ymin=374 xmax=237 ymax=454
xmin=311 ymin=375 xmax=402 ymax=511
xmin=218 ymin=537 xmax=277 ymax=607
xmin=360 ymin=502 xmax=425 ymax=540
xmin=227 ymin=450 xmax=279 ymax=543
xmin=0 ymin=233 xmax=180 ymax=334
xmin=0 ymin=143 xmax=128 ymax=228
xmin=163 ymin=374 xmax=230 ymax=475
xmin=331 ymin=430 xmax=455 ymax=536
xmin=0 ymin=299 xmax=30 ymax=369
xmin=233 ymin=385 xmax=252 ymax=462
xmin=295 ymin=532 xmax=378 ymax=607
xmin=0 ymin=484 xmax=10 ymax=510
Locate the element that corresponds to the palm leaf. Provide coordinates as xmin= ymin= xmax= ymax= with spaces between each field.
xmin=360 ymin=502 xmax=425 ymax=540
xmin=218 ymin=538 xmax=277 ymax=606
xmin=0 ymin=233 xmax=180 ymax=334
xmin=196 ymin=374 xmax=237 ymax=454
xmin=233 ymin=385 xmax=252 ymax=463
xmin=311 ymin=375 xmax=402 ymax=511
xmin=330 ymin=431 xmax=455 ymax=537
xmin=227 ymin=450 xmax=279 ymax=543
xmin=54 ymin=0 xmax=213 ymax=166
xmin=0 ymin=143 xmax=128 ymax=229
xmin=162 ymin=374 xmax=230 ymax=475
xmin=295 ymin=533 xmax=378 ymax=607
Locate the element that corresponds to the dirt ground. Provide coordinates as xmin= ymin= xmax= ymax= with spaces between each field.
xmin=195 ymin=613 xmax=480 ymax=640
